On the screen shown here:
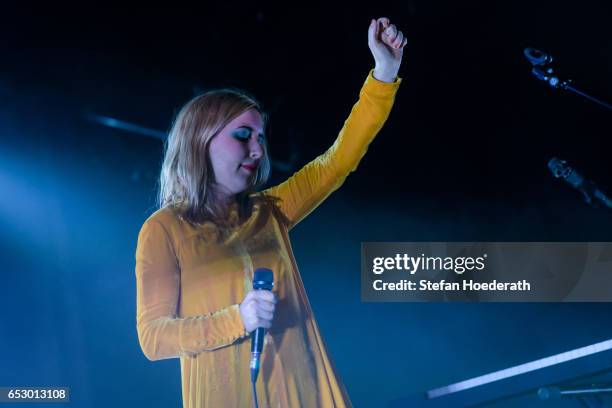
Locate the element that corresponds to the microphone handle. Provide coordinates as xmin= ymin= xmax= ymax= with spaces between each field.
xmin=250 ymin=326 xmax=266 ymax=382
xmin=251 ymin=327 xmax=265 ymax=353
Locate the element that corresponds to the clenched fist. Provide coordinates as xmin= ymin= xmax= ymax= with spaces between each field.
xmin=368 ymin=17 xmax=407 ymax=83
xmin=239 ymin=289 xmax=277 ymax=333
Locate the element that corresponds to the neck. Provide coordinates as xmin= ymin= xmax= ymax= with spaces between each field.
xmin=211 ymin=186 xmax=238 ymax=209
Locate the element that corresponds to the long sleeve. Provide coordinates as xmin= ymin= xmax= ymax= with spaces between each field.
xmin=264 ymin=70 xmax=401 ymax=230
xmin=135 ymin=218 xmax=248 ymax=361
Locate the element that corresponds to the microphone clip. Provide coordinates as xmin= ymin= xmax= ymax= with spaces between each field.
xmin=523 ymin=47 xmax=612 ymax=110
xmin=524 ymin=48 xmax=570 ymax=90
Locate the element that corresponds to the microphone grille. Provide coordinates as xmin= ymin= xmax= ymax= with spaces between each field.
xmin=548 ymin=157 xmax=571 ymax=179
xmin=253 ymin=268 xmax=274 ymax=290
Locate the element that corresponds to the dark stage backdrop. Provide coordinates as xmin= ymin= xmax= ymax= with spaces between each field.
xmin=1 ymin=2 xmax=611 ymax=407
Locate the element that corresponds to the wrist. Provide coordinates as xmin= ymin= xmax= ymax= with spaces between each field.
xmin=373 ymin=66 xmax=399 ymax=83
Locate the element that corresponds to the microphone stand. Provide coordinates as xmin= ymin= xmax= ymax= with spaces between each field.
xmin=538 ymin=386 xmax=612 ymax=408
xmin=524 ymin=48 xmax=612 ymax=209
xmin=531 ymin=66 xmax=612 ymax=111
xmin=525 ymin=48 xmax=612 ymax=111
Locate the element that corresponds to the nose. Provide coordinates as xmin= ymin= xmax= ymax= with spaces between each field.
xmin=248 ymin=136 xmax=263 ymax=160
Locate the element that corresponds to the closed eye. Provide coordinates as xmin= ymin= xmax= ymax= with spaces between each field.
xmin=231 ymin=128 xmax=251 ymax=141
xmin=232 ymin=127 xmax=265 ymax=144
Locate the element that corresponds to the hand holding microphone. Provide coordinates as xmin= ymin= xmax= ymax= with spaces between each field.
xmin=239 ymin=268 xmax=275 ymax=396
xmin=239 ymin=288 xmax=276 ymax=333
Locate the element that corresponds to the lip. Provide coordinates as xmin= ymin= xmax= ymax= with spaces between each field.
xmin=241 ymin=164 xmax=257 ymax=172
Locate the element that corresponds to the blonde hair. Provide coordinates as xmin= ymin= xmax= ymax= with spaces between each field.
xmin=159 ymin=89 xmax=271 ymax=224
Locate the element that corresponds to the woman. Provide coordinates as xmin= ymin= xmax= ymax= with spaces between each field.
xmin=136 ymin=17 xmax=406 ymax=407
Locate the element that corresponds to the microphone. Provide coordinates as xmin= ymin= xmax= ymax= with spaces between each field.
xmin=548 ymin=157 xmax=612 ymax=208
xmin=250 ymin=268 xmax=274 ymax=384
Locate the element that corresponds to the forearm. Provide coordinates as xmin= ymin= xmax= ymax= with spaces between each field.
xmin=330 ymin=70 xmax=401 ymax=174
xmin=137 ymin=304 xmax=247 ymax=360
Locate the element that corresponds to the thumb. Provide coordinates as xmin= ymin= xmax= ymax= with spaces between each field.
xmin=367 ymin=19 xmax=378 ymax=45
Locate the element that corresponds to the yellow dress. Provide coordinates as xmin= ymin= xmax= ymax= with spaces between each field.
xmin=135 ymin=71 xmax=401 ymax=408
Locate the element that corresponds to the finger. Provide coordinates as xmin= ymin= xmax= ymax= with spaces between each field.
xmin=241 ymin=296 xmax=255 ymax=309
xmin=244 ymin=290 xmax=257 ymax=302
xmin=400 ymin=37 xmax=408 ymax=48
xmin=256 ymin=308 xmax=274 ymax=321
xmin=256 ymin=306 xmax=273 ymax=320
xmin=254 ymin=294 xmax=275 ymax=307
xmin=255 ymin=301 xmax=276 ymax=313
xmin=257 ymin=302 xmax=276 ymax=313
xmin=254 ymin=290 xmax=276 ymax=303
xmin=375 ymin=17 xmax=389 ymax=40
xmin=377 ymin=17 xmax=390 ymax=29
xmin=246 ymin=317 xmax=259 ymax=332
xmin=384 ymin=24 xmax=398 ymax=41
xmin=246 ymin=317 xmax=258 ymax=331
xmin=256 ymin=300 xmax=275 ymax=312
xmin=244 ymin=303 xmax=258 ymax=319
xmin=392 ymin=31 xmax=404 ymax=48
xmin=249 ymin=292 xmax=264 ymax=306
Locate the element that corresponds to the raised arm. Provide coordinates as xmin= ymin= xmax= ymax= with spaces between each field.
xmin=135 ymin=218 xmax=247 ymax=360
xmin=264 ymin=17 xmax=407 ymax=229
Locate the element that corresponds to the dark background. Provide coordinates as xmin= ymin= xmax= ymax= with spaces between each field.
xmin=1 ymin=1 xmax=611 ymax=407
